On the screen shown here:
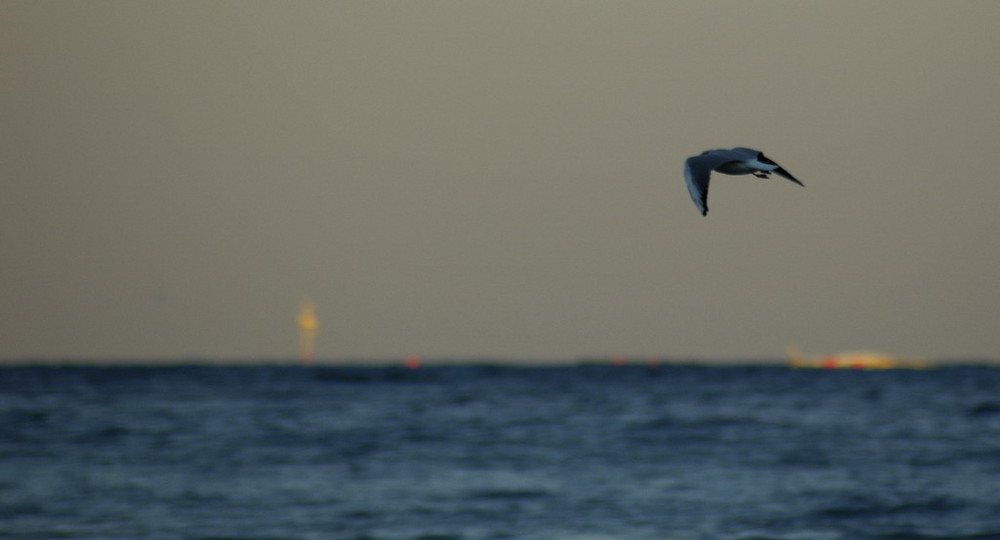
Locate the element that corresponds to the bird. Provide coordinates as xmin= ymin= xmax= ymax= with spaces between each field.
xmin=684 ymin=147 xmax=803 ymax=216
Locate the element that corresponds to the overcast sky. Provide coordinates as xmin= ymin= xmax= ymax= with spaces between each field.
xmin=3 ymin=2 xmax=999 ymax=362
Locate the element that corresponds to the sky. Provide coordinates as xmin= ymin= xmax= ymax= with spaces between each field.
xmin=3 ymin=1 xmax=1000 ymax=363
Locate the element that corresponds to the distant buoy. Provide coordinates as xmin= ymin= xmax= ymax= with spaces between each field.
xmin=404 ymin=355 xmax=422 ymax=369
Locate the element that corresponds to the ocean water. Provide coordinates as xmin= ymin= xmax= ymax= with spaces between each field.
xmin=2 ymin=364 xmax=1000 ymax=540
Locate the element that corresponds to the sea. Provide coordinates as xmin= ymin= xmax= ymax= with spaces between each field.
xmin=2 ymin=362 xmax=1000 ymax=540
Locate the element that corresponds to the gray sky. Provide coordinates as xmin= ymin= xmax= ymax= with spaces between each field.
xmin=3 ymin=2 xmax=999 ymax=362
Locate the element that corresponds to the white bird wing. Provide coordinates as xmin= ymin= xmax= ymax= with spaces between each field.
xmin=684 ymin=152 xmax=741 ymax=216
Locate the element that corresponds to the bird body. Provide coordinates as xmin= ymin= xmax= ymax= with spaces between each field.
xmin=684 ymin=147 xmax=802 ymax=216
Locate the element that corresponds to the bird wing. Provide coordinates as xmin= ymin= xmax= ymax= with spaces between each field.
xmin=684 ymin=152 xmax=740 ymax=216
xmin=734 ymin=148 xmax=804 ymax=186
xmin=728 ymin=147 xmax=765 ymax=160
xmin=771 ymin=166 xmax=803 ymax=186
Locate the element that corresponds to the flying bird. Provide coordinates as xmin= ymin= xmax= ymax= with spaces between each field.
xmin=684 ymin=147 xmax=803 ymax=216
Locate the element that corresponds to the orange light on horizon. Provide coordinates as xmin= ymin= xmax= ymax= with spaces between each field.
xmin=297 ymin=299 xmax=318 ymax=365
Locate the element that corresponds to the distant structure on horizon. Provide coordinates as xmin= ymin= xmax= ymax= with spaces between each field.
xmin=297 ymin=299 xmax=318 ymax=365
xmin=786 ymin=345 xmax=932 ymax=370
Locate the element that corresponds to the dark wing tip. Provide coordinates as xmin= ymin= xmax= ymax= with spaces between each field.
xmin=775 ymin=167 xmax=804 ymax=186
xmin=757 ymin=153 xmax=778 ymax=166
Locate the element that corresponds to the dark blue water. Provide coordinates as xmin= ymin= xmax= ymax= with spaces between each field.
xmin=2 ymin=364 xmax=1000 ymax=540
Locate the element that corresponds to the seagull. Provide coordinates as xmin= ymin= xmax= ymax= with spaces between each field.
xmin=684 ymin=147 xmax=803 ymax=216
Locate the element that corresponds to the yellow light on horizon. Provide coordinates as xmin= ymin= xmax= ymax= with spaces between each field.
xmin=297 ymin=299 xmax=318 ymax=365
